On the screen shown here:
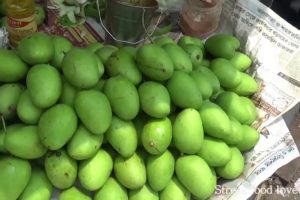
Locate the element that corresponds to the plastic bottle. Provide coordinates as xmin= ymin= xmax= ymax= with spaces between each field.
xmin=5 ymin=0 xmax=37 ymax=48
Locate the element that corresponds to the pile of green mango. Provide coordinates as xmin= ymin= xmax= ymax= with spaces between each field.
xmin=0 ymin=32 xmax=260 ymax=200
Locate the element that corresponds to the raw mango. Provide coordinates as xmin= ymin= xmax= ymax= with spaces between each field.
xmin=79 ymin=149 xmax=113 ymax=191
xmin=62 ymin=47 xmax=100 ymax=89
xmin=197 ymin=136 xmax=231 ymax=167
xmin=86 ymin=42 xmax=103 ymax=53
xmin=166 ymin=71 xmax=202 ymax=109
xmin=45 ymin=150 xmax=77 ymax=189
xmin=0 ymin=50 xmax=28 ymax=82
xmin=67 ymin=125 xmax=104 ymax=160
xmin=142 ymin=117 xmax=172 ymax=155
xmin=146 ymin=150 xmax=175 ymax=191
xmin=59 ymin=77 xmax=78 ymax=107
xmin=19 ymin=168 xmax=53 ymax=200
xmin=95 ymin=45 xmax=118 ymax=64
xmin=51 ymin=36 xmax=73 ymax=69
xmin=106 ymin=49 xmax=142 ymax=85
xmin=136 ymin=44 xmax=174 ymax=81
xmin=121 ymin=46 xmax=137 ymax=58
xmin=173 ymin=108 xmax=203 ymax=154
xmin=94 ymin=177 xmax=128 ymax=200
xmin=240 ymin=96 xmax=257 ymax=125
xmin=114 ymin=153 xmax=146 ymax=189
xmin=104 ymin=76 xmax=139 ymax=120
xmin=5 ymin=125 xmax=47 ymax=159
xmin=154 ymin=36 xmax=175 ymax=46
xmin=138 ymin=81 xmax=170 ymax=118
xmin=210 ymin=58 xmax=242 ymax=89
xmin=230 ymin=51 xmax=252 ymax=72
xmin=160 ymin=177 xmax=191 ymax=200
xmin=0 ymin=156 xmax=31 ymax=200
xmin=175 ymin=155 xmax=216 ymax=200
xmin=17 ymin=90 xmax=43 ymax=124
xmin=26 ymin=64 xmax=62 ymax=108
xmin=222 ymin=116 xmax=243 ymax=145
xmin=129 ymin=184 xmax=159 ymax=200
xmin=215 ymin=147 xmax=244 ymax=179
xmin=162 ymin=43 xmax=193 ymax=73
xmin=95 ymin=56 xmax=105 ymax=78
xmin=74 ymin=90 xmax=112 ymax=135
xmin=18 ymin=32 xmax=54 ymax=65
xmin=196 ymin=66 xmax=220 ymax=94
xmin=205 ymin=34 xmax=240 ymax=59
xmin=229 ymin=72 xmax=258 ymax=96
xmin=0 ymin=83 xmax=24 ymax=119
xmin=190 ymin=70 xmax=213 ymax=100
xmin=59 ymin=187 xmax=91 ymax=200
xmin=178 ymin=35 xmax=205 ymax=53
xmin=198 ymin=101 xmax=232 ymax=139
xmin=236 ymin=125 xmax=260 ymax=152
xmin=38 ymin=104 xmax=78 ymax=150
xmin=181 ymin=44 xmax=203 ymax=68
xmin=105 ymin=116 xmax=137 ymax=158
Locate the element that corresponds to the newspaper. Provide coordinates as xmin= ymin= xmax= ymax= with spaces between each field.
xmin=211 ymin=0 xmax=300 ymax=199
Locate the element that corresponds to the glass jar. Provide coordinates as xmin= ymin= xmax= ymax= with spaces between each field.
xmin=180 ymin=0 xmax=223 ymax=38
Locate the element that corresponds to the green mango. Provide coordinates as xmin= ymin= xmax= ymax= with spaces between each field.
xmin=51 ymin=36 xmax=73 ymax=69
xmin=59 ymin=187 xmax=91 ymax=200
xmin=0 ymin=83 xmax=24 ymax=119
xmin=95 ymin=56 xmax=105 ymax=78
xmin=210 ymin=58 xmax=242 ymax=89
xmin=105 ymin=116 xmax=137 ymax=158
xmin=175 ymin=155 xmax=216 ymax=200
xmin=236 ymin=125 xmax=260 ymax=151
xmin=94 ymin=177 xmax=128 ymax=200
xmin=153 ymin=36 xmax=175 ymax=46
xmin=240 ymin=96 xmax=257 ymax=125
xmin=38 ymin=104 xmax=78 ymax=150
xmin=79 ymin=149 xmax=113 ymax=191
xmin=27 ymin=64 xmax=62 ymax=108
xmin=160 ymin=177 xmax=191 ymax=200
xmin=86 ymin=42 xmax=103 ymax=53
xmin=0 ymin=50 xmax=28 ymax=82
xmin=45 ymin=149 xmax=77 ymax=189
xmin=190 ymin=71 xmax=213 ymax=100
xmin=205 ymin=34 xmax=240 ymax=59
xmin=181 ymin=44 xmax=203 ymax=68
xmin=173 ymin=108 xmax=203 ymax=154
xmin=62 ymin=47 xmax=100 ymax=89
xmin=229 ymin=72 xmax=258 ymax=96
xmin=18 ymin=32 xmax=54 ymax=65
xmin=106 ymin=50 xmax=142 ymax=85
xmin=198 ymin=101 xmax=232 ymax=139
xmin=19 ymin=168 xmax=53 ymax=200
xmin=142 ymin=117 xmax=172 ymax=155
xmin=114 ymin=153 xmax=146 ymax=189
xmin=0 ymin=156 xmax=31 ymax=200
xmin=120 ymin=46 xmax=137 ymax=58
xmin=5 ymin=125 xmax=47 ymax=159
xmin=136 ymin=44 xmax=174 ymax=81
xmin=74 ymin=90 xmax=112 ymax=135
xmin=197 ymin=136 xmax=231 ymax=167
xmin=230 ymin=51 xmax=252 ymax=71
xmin=95 ymin=45 xmax=118 ymax=64
xmin=162 ymin=43 xmax=193 ymax=73
xmin=104 ymin=76 xmax=139 ymax=120
xmin=222 ymin=116 xmax=243 ymax=145
xmin=167 ymin=71 xmax=202 ymax=109
xmin=138 ymin=81 xmax=170 ymax=118
xmin=215 ymin=147 xmax=244 ymax=179
xmin=178 ymin=35 xmax=205 ymax=53
xmin=195 ymin=67 xmax=220 ymax=94
xmin=146 ymin=150 xmax=175 ymax=191
xmin=17 ymin=90 xmax=43 ymax=125
xmin=215 ymin=91 xmax=249 ymax=123
xmin=129 ymin=184 xmax=159 ymax=200
xmin=67 ymin=124 xmax=104 ymax=160
xmin=59 ymin=77 xmax=78 ymax=107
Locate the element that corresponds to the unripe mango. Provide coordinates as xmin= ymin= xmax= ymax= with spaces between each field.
xmin=86 ymin=42 xmax=103 ymax=53
xmin=106 ymin=116 xmax=137 ymax=158
xmin=104 ymin=76 xmax=139 ymax=120
xmin=230 ymin=51 xmax=252 ymax=72
xmin=59 ymin=187 xmax=91 ymax=200
xmin=160 ymin=177 xmax=191 ymax=200
xmin=178 ymin=35 xmax=205 ymax=53
xmin=114 ymin=153 xmax=146 ymax=189
xmin=95 ymin=45 xmax=118 ymax=64
xmin=154 ymin=36 xmax=175 ymax=46
xmin=74 ymin=90 xmax=112 ymax=135
xmin=138 ymin=81 xmax=170 ymax=118
xmin=129 ymin=184 xmax=159 ymax=200
xmin=240 ymin=96 xmax=257 ymax=125
xmin=229 ymin=72 xmax=258 ymax=96
xmin=59 ymin=77 xmax=78 ymax=107
xmin=51 ymin=36 xmax=73 ymax=69
xmin=94 ymin=177 xmax=128 ymax=200
xmin=223 ymin=116 xmax=243 ymax=145
xmin=190 ymin=70 xmax=213 ymax=100
xmin=196 ymin=66 xmax=220 ymax=94
xmin=236 ymin=125 xmax=260 ymax=151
